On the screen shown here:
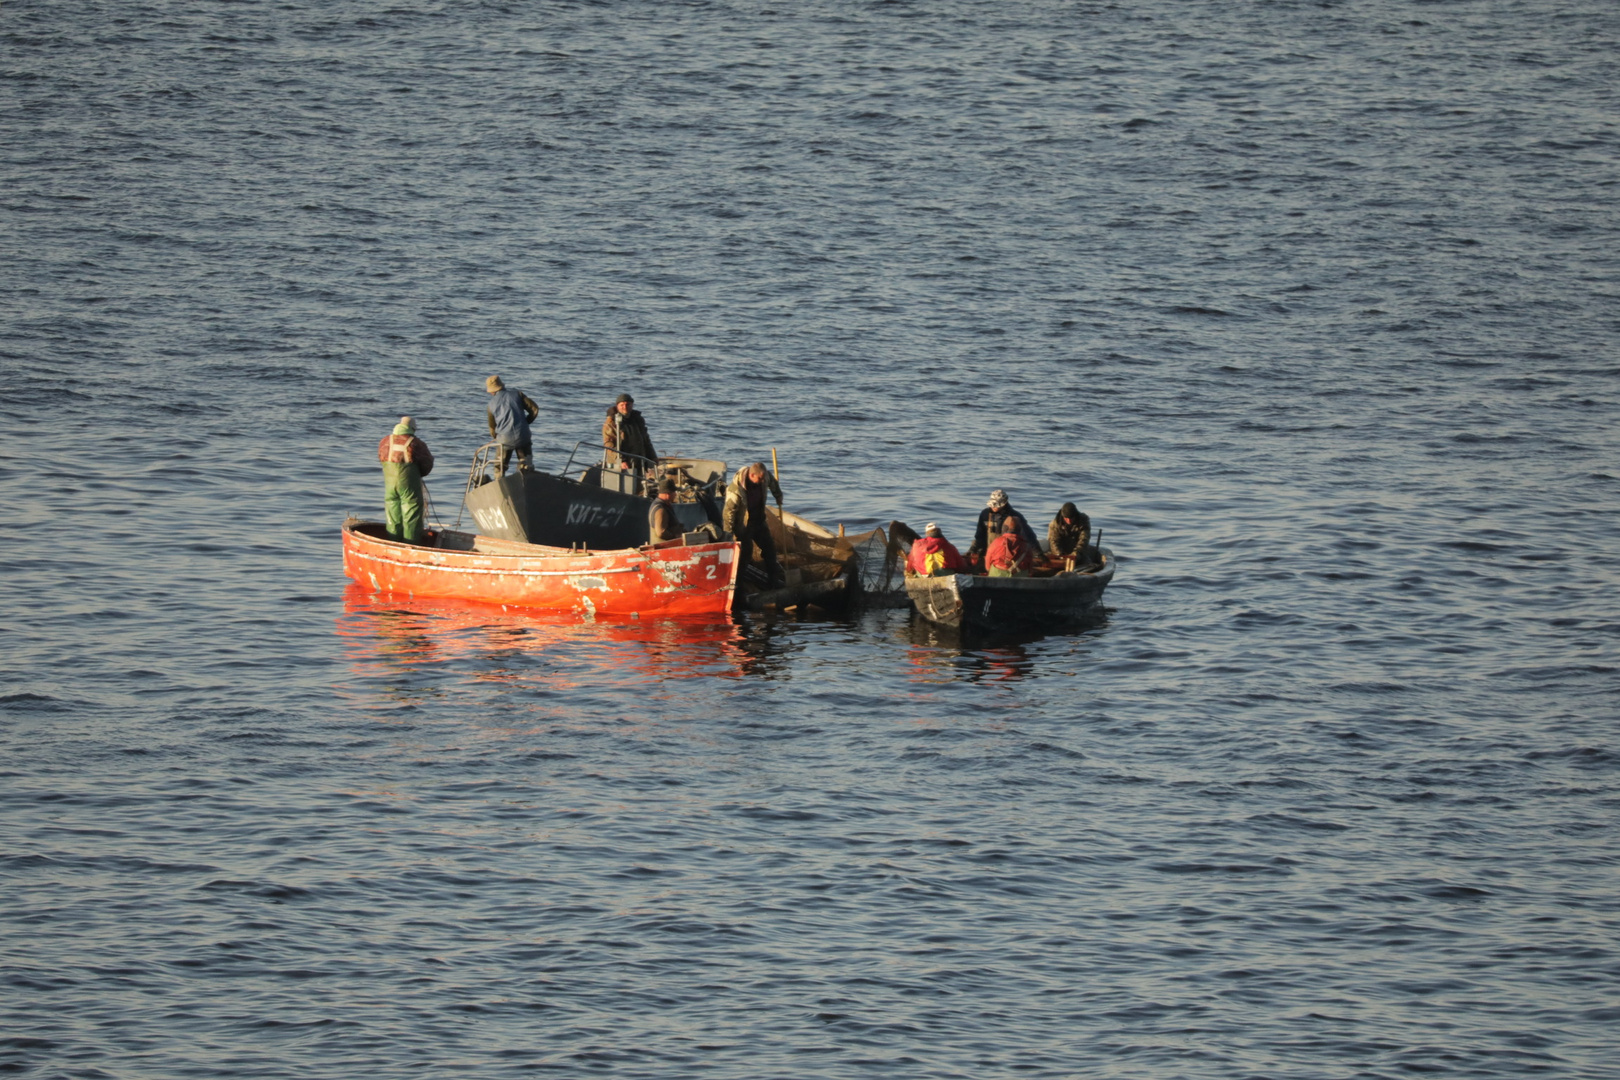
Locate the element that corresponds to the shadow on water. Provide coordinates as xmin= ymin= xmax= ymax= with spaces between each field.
xmin=889 ymin=607 xmax=1112 ymax=684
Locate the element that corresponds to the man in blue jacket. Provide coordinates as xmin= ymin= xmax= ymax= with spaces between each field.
xmin=485 ymin=375 xmax=540 ymax=474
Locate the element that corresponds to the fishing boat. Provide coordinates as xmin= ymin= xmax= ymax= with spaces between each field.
xmin=345 ymin=440 xmax=872 ymax=617
xmin=341 ymin=520 xmax=739 ymax=618
xmin=905 ymin=549 xmax=1115 ymax=633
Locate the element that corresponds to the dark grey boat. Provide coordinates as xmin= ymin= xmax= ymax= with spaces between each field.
xmin=905 ymin=549 xmax=1115 ymax=633
xmin=459 ymin=442 xmax=724 ymax=550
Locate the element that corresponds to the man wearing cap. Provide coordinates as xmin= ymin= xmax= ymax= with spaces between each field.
xmin=1047 ymin=502 xmax=1092 ymax=564
xmin=648 ymin=477 xmax=683 ymax=545
xmin=602 ymin=393 xmax=658 ymax=474
xmin=984 ymin=516 xmax=1036 ymax=577
xmin=377 ymin=416 xmax=435 ymax=544
xmin=967 ymin=489 xmax=1039 ymax=568
xmin=485 ymin=375 xmax=540 ymax=474
xmin=723 ymin=461 xmax=784 ymax=587
xmin=907 ymin=523 xmax=968 ymax=577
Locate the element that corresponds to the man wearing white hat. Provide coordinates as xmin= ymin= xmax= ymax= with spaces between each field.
xmin=907 ymin=522 xmax=968 ymax=577
xmin=967 ymin=489 xmax=1038 ymax=569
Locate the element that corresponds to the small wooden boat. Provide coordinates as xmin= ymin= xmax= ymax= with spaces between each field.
xmin=905 ymin=549 xmax=1115 ymax=633
xmin=342 ymin=519 xmax=739 ymax=618
xmin=741 ymin=508 xmax=862 ymax=613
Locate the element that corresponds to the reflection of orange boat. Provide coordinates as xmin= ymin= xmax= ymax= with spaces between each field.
xmin=338 ymin=584 xmax=753 ymax=683
xmin=341 ymin=519 xmax=738 ymax=618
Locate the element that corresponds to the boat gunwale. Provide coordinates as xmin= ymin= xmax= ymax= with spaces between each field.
xmin=905 ymin=549 xmax=1116 ymax=596
xmin=343 ymin=519 xmax=734 ymax=569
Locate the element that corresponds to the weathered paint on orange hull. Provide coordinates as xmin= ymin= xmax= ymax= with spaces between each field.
xmin=342 ymin=520 xmax=738 ymax=618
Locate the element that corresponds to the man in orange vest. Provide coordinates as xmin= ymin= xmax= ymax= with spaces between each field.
xmin=985 ymin=516 xmax=1035 ymax=577
xmin=378 ymin=416 xmax=435 ymax=544
xmin=908 ymin=523 xmax=968 ymax=577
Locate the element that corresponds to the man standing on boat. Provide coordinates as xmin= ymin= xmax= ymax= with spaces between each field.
xmin=485 ymin=375 xmax=539 ymax=474
xmin=648 ymin=477 xmax=683 ymax=544
xmin=378 ymin=416 xmax=434 ymax=544
xmin=985 ymin=516 xmax=1035 ymax=577
xmin=602 ymin=393 xmax=658 ymax=477
xmin=724 ymin=461 xmax=784 ymax=587
xmin=967 ymin=489 xmax=1039 ymax=568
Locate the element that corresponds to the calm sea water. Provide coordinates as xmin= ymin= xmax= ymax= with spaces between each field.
xmin=3 ymin=1 xmax=1618 ymax=1076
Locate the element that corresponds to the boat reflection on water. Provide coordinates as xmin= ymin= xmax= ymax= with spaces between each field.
xmin=896 ymin=607 xmax=1111 ymax=684
xmin=338 ymin=583 xmax=770 ymax=686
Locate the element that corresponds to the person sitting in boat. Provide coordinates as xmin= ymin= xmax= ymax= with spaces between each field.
xmin=377 ymin=415 xmax=434 ymax=544
xmin=486 ymin=375 xmax=539 ymax=474
xmin=723 ymin=461 xmax=784 ymax=587
xmin=984 ymin=516 xmax=1035 ymax=577
xmin=1047 ymin=502 xmax=1092 ymax=563
xmin=603 ymin=393 xmax=658 ymax=477
xmin=908 ymin=522 xmax=968 ymax=577
xmin=648 ymin=477 xmax=683 ymax=544
xmin=967 ymin=489 xmax=1039 ymax=568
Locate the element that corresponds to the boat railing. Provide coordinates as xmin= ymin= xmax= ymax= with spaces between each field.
xmin=455 ymin=441 xmax=506 ymax=528
xmin=559 ymin=440 xmax=659 ymax=480
xmin=457 ymin=440 xmax=729 ymax=529
xmin=557 ymin=441 xmax=666 ymax=499
xmin=559 ymin=442 xmax=731 ymax=502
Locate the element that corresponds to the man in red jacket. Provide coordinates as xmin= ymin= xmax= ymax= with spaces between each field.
xmin=378 ymin=416 xmax=434 ymax=544
xmin=908 ymin=523 xmax=968 ymax=577
xmin=984 ymin=516 xmax=1035 ymax=577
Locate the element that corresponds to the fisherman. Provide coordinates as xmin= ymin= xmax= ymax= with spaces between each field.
xmin=602 ymin=393 xmax=658 ymax=476
xmin=967 ymin=489 xmax=1039 ymax=568
xmin=908 ymin=522 xmax=968 ymax=577
xmin=485 ymin=375 xmax=540 ymax=474
xmin=648 ymin=476 xmax=683 ymax=544
xmin=377 ymin=415 xmax=434 ymax=544
xmin=984 ymin=516 xmax=1035 ymax=577
xmin=723 ymin=461 xmax=784 ymax=587
xmin=1047 ymin=502 xmax=1092 ymax=563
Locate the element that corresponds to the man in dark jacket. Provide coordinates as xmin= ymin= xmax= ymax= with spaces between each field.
xmin=485 ymin=375 xmax=539 ymax=474
xmin=648 ymin=477 xmax=683 ymax=544
xmin=723 ymin=462 xmax=784 ymax=586
xmin=967 ymin=489 xmax=1039 ymax=567
xmin=1047 ymin=502 xmax=1091 ymax=562
xmin=378 ymin=416 xmax=434 ymax=544
xmin=602 ymin=394 xmax=658 ymax=474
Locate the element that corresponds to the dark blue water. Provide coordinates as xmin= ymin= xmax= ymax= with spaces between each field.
xmin=4 ymin=1 xmax=1618 ymax=1076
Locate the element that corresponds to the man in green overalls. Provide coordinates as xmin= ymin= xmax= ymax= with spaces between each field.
xmin=377 ymin=416 xmax=435 ymax=543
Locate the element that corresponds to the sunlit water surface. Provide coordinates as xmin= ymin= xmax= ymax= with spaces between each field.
xmin=3 ymin=1 xmax=1618 ymax=1076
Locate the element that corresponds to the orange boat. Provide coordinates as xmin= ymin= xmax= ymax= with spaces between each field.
xmin=341 ymin=519 xmax=739 ymax=618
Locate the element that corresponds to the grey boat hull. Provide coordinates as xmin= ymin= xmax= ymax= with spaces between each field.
xmin=463 ymin=467 xmax=718 ymax=550
xmin=905 ymin=550 xmax=1115 ymax=633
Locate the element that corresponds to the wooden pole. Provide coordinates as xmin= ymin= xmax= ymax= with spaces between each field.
xmin=770 ymin=447 xmax=782 ymax=516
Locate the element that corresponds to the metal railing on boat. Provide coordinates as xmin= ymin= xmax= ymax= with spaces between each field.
xmin=456 ymin=441 xmax=727 ymax=530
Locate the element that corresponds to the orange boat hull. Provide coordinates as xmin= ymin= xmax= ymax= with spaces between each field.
xmin=341 ymin=520 xmax=739 ymax=618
